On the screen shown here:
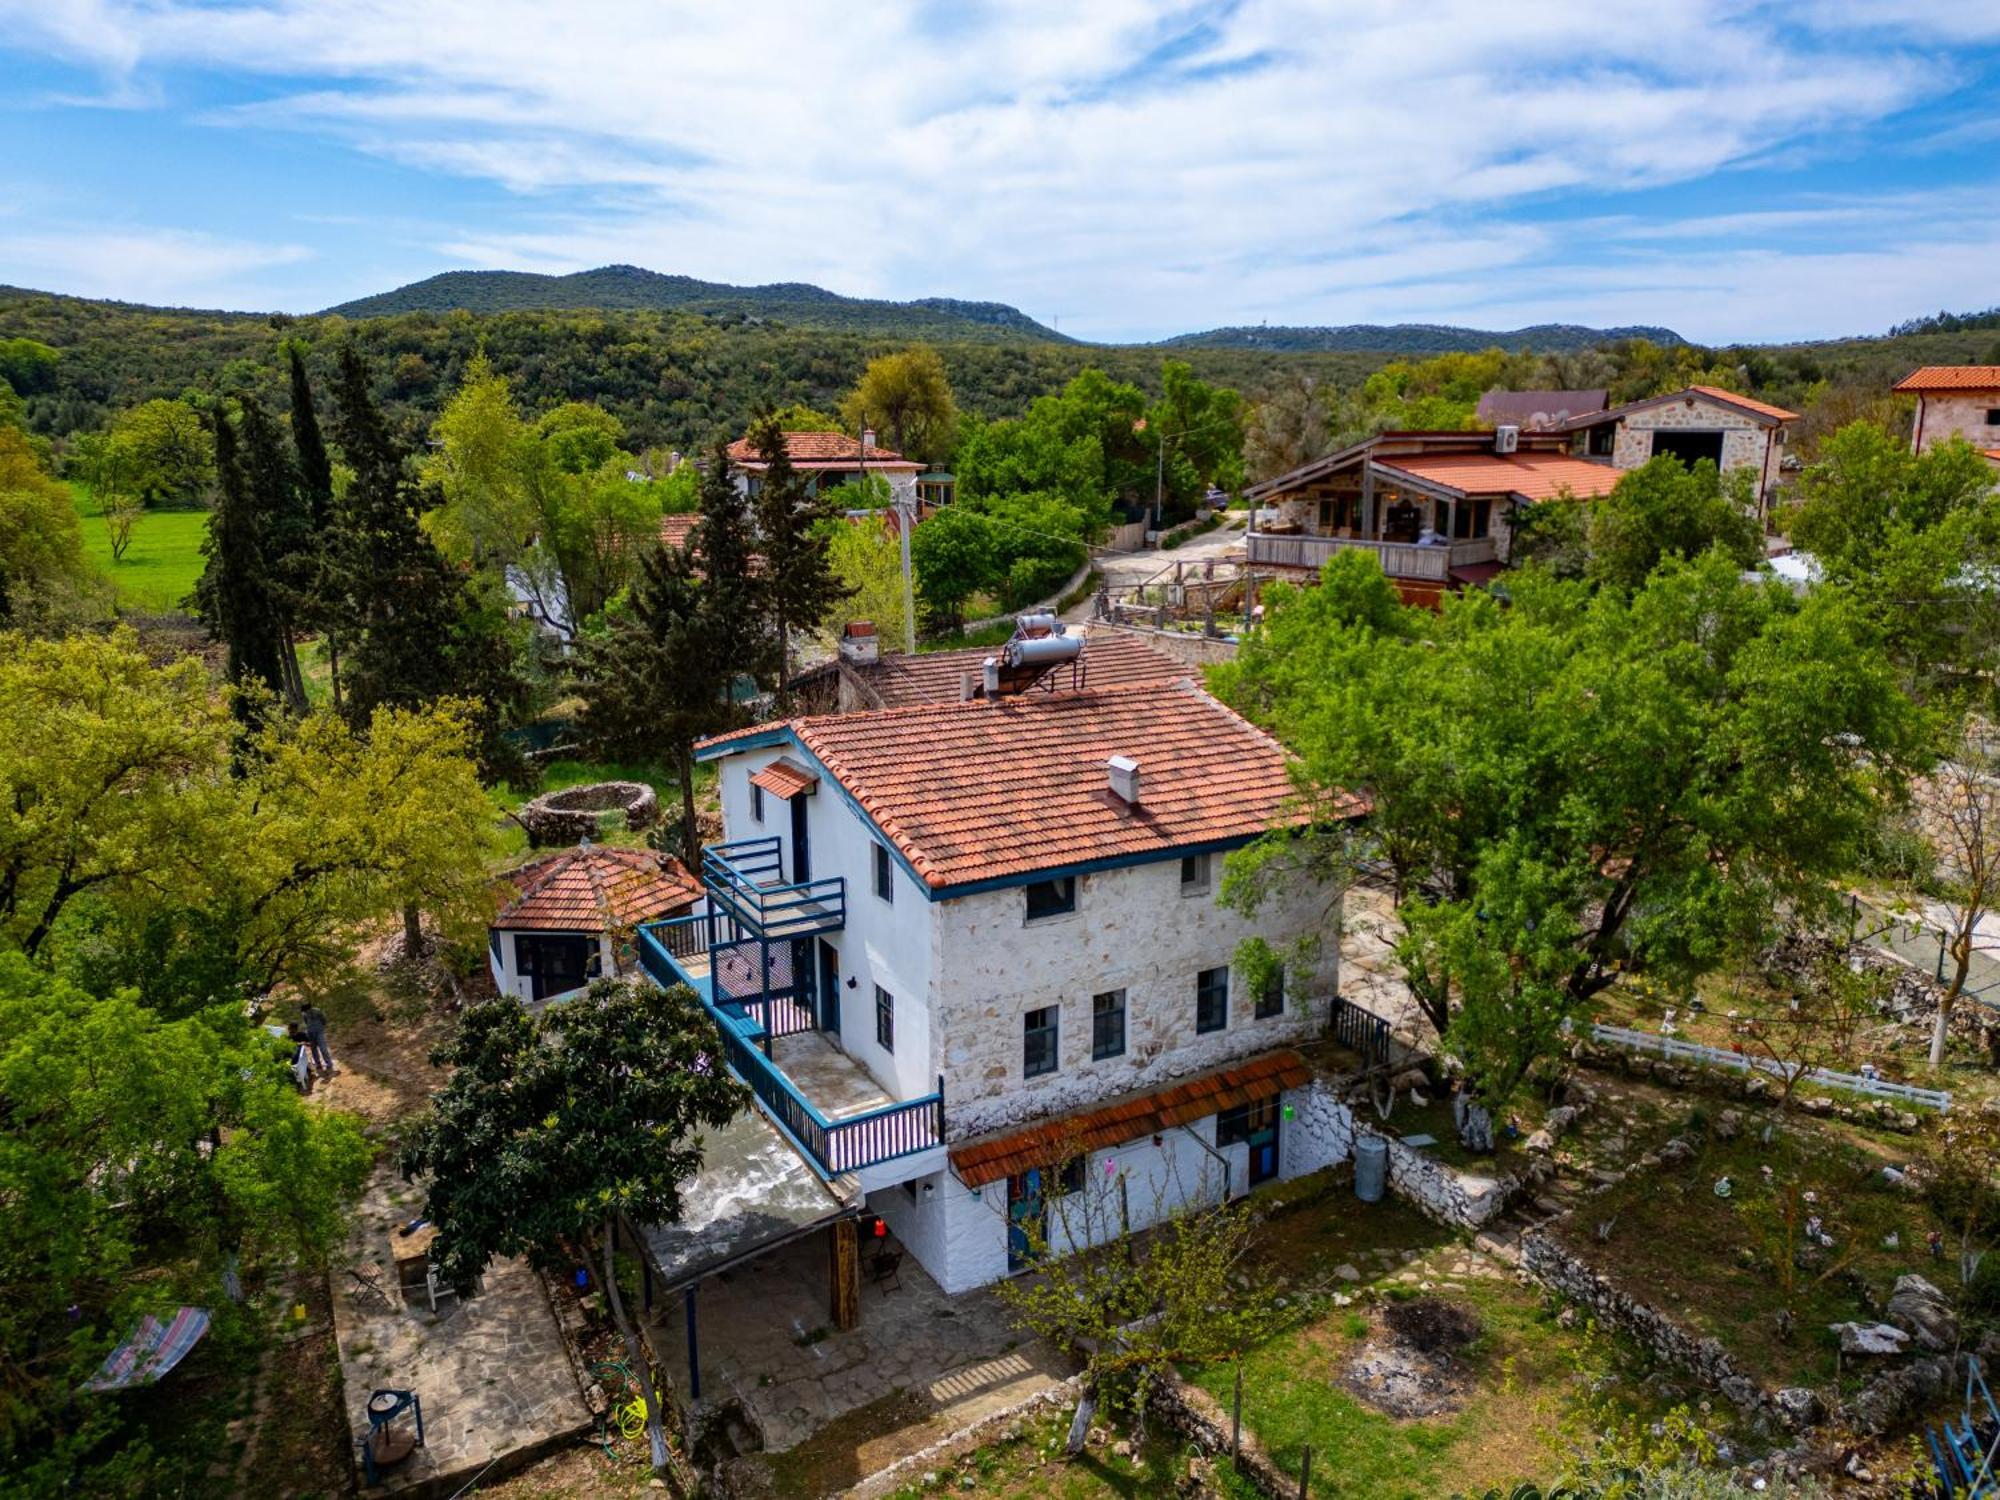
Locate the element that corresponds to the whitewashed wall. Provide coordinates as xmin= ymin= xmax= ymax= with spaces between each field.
xmin=930 ymin=858 xmax=1340 ymax=1140
xmin=487 ymin=928 xmax=616 ymax=1005
xmin=868 ymin=1168 xmax=1011 ymax=1294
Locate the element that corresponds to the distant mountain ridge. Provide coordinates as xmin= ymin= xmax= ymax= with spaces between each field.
xmin=322 ymin=264 xmax=1683 ymax=353
xmin=323 ymin=264 xmax=1073 ymax=343
xmin=1158 ymin=321 xmax=1685 ymax=353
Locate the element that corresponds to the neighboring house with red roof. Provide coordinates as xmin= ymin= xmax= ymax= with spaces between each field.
xmin=490 ymin=844 xmax=701 ymax=1004
xmin=635 ymin=677 xmax=1363 ymax=1292
xmin=1896 ymin=368 xmax=2000 ymax=470
xmin=1243 ymin=428 xmax=1625 ymax=605
xmin=727 ymin=429 xmax=923 ymax=507
xmin=1554 ymin=384 xmax=1797 ymax=509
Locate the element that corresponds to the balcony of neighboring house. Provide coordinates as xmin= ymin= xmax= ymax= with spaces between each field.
xmin=1248 ymin=459 xmax=1500 ymax=581
xmin=637 ymin=836 xmax=944 ymax=1180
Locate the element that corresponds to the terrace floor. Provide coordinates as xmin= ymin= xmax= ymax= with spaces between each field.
xmin=772 ymin=1031 xmax=893 ymax=1119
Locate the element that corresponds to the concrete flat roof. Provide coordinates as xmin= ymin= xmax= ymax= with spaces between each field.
xmin=637 ymin=1107 xmax=860 ymax=1291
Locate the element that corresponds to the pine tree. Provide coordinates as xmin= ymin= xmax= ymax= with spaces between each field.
xmin=747 ymin=414 xmax=849 ymax=705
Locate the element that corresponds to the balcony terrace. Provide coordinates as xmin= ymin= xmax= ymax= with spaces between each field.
xmin=1246 ymin=532 xmax=1497 ymax=579
xmin=637 ymin=839 xmax=941 ymax=1180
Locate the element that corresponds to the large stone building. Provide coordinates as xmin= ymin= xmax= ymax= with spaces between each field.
xmin=1895 ymin=366 xmax=2000 ymax=475
xmin=637 ymin=651 xmax=1360 ymax=1293
xmin=1554 ymin=384 xmax=1796 ymax=509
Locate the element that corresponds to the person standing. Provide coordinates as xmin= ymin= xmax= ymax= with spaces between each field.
xmin=300 ymin=1003 xmax=335 ymax=1078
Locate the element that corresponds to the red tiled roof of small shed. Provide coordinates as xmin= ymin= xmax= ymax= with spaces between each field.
xmin=725 ymin=431 xmax=922 ymax=468
xmin=1374 ymin=450 xmax=1624 ymax=502
xmin=700 ymin=680 xmax=1361 ymax=890
xmin=1895 ymin=366 xmax=2000 ymax=393
xmin=495 ymin=846 xmax=701 ymax=932
xmin=861 ymin=631 xmax=1189 ymax=708
xmin=949 ymin=1049 xmax=1311 ymax=1187
xmin=1685 ymin=385 xmax=1799 ymax=423
xmin=659 ymin=513 xmax=699 ymax=551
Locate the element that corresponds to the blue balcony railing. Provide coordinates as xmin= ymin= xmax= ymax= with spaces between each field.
xmin=701 ymin=837 xmax=845 ymax=942
xmin=636 ymin=921 xmax=943 ymax=1179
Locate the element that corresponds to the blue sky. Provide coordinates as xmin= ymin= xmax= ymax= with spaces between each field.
xmin=1 ymin=1 xmax=1996 ymax=344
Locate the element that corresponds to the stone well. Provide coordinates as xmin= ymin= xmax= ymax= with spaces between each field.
xmin=517 ymin=781 xmax=659 ymax=846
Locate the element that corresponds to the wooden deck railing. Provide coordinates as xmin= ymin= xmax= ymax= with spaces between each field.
xmin=1246 ymin=533 xmax=1497 ymax=580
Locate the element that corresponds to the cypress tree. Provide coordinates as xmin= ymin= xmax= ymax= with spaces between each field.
xmin=192 ymin=404 xmax=295 ymax=718
xmin=747 ymin=414 xmax=848 ymax=706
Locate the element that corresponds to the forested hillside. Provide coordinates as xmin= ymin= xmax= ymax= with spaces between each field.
xmin=325 ymin=263 xmax=1072 ymax=342
xmin=1159 ymin=320 xmax=1685 ymax=353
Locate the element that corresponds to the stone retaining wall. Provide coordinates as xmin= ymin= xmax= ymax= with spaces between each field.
xmin=1148 ymin=1371 xmax=1294 ymax=1500
xmin=1519 ymin=1230 xmax=1788 ymax=1429
xmin=1356 ymin=1124 xmax=1521 ymax=1229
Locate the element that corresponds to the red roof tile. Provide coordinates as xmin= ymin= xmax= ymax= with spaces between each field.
xmin=1374 ymin=450 xmax=1624 ymax=502
xmin=949 ymin=1049 xmax=1311 ymax=1186
xmin=659 ymin=513 xmax=699 ymax=551
xmin=726 ymin=431 xmax=922 ymax=469
xmin=496 ymin=845 xmax=701 ymax=932
xmin=749 ymin=759 xmax=819 ymax=800
xmin=1896 ymin=366 xmax=2000 ymax=393
xmin=857 ymin=631 xmax=1189 ymax=709
xmin=700 ymin=681 xmax=1361 ymax=891
xmin=1685 ymin=384 xmax=1800 ymax=423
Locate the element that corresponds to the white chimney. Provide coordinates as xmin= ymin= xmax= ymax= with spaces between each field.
xmin=839 ymin=620 xmax=879 ymax=665
xmin=862 ymin=427 xmax=877 ymax=453
xmin=1107 ymin=755 xmax=1141 ymax=805
xmin=982 ymin=657 xmax=1000 ymax=698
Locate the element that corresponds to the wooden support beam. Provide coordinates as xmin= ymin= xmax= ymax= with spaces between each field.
xmin=829 ymin=1218 xmax=861 ymax=1332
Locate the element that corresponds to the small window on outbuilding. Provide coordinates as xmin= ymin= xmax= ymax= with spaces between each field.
xmin=1025 ymin=877 xmax=1076 ymax=921
xmin=873 ymin=841 xmax=894 ymax=904
xmin=751 ymin=782 xmax=765 ymax=823
xmin=1987 ymin=408 xmax=2000 ymax=426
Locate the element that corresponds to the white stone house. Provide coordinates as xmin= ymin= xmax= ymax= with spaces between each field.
xmin=1554 ymin=384 xmax=1797 ymax=511
xmin=638 ymin=673 xmax=1362 ymax=1293
xmin=490 ymin=844 xmax=701 ymax=1004
xmin=1895 ymin=367 xmax=2000 ymax=480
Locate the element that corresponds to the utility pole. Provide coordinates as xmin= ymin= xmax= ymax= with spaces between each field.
xmin=898 ymin=488 xmax=917 ymax=655
xmin=1154 ymin=429 xmax=1165 ymax=534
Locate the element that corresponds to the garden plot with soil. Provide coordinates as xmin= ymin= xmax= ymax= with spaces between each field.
xmin=1179 ymin=1186 xmax=1727 ymax=1499
xmin=1549 ymin=1103 xmax=1950 ymax=1394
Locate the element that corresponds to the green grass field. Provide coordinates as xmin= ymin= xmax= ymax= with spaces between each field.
xmin=71 ymin=481 xmax=209 ymax=613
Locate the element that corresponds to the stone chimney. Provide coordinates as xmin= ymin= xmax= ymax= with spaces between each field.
xmin=839 ymin=620 xmax=879 ymax=666
xmin=1107 ymin=755 xmax=1141 ymax=805
xmin=862 ymin=427 xmax=877 ymax=453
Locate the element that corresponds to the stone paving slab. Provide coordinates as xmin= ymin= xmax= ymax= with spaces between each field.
xmin=332 ymin=1164 xmax=590 ymax=1497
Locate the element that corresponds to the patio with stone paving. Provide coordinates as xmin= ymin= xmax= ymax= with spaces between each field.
xmin=331 ymin=1162 xmax=590 ymax=1495
xmin=650 ymin=1227 xmax=1071 ymax=1455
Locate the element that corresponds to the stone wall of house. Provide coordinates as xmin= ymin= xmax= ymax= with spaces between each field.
xmin=1915 ymin=393 xmax=2000 ymax=456
xmin=931 ymin=858 xmax=1341 ymax=1139
xmin=1614 ymin=395 xmax=1783 ymax=497
xmin=1520 ymin=1230 xmax=1790 ymax=1427
xmin=1279 ymin=1078 xmax=1354 ymax=1182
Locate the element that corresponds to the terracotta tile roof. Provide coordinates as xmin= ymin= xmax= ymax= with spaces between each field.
xmin=659 ymin=513 xmax=699 ymax=551
xmin=1374 ymin=450 xmax=1624 ymax=503
xmin=726 ymin=431 xmax=922 ymax=469
xmin=749 ymin=759 xmax=818 ymax=800
xmin=1986 ymin=449 xmax=2000 ymax=464
xmin=1896 ymin=366 xmax=2000 ymax=393
xmin=949 ymin=1049 xmax=1311 ymax=1187
xmin=496 ymin=845 xmax=701 ymax=932
xmin=857 ymin=631 xmax=1189 ymax=709
xmin=700 ymin=680 xmax=1360 ymax=891
xmin=1685 ymin=384 xmax=1800 ymax=423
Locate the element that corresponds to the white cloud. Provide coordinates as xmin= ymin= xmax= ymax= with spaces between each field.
xmin=0 ymin=227 xmax=311 ymax=307
xmin=0 ymin=0 xmax=1988 ymax=335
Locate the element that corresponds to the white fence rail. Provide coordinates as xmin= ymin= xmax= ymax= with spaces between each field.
xmin=1589 ymin=1023 xmax=1952 ymax=1112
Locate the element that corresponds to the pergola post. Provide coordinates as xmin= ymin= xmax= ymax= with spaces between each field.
xmin=829 ymin=1218 xmax=861 ymax=1331
xmin=1361 ymin=464 xmax=1376 ymax=539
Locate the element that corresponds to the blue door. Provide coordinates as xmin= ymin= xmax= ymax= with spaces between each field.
xmin=1007 ymin=1169 xmax=1045 ymax=1272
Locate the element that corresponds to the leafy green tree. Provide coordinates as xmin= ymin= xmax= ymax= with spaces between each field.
xmin=824 ymin=513 xmax=909 ymax=647
xmin=423 ymin=349 xmax=537 ymax=566
xmin=910 ymin=503 xmax=996 ymax=629
xmin=0 ymin=337 xmax=59 ymax=396
xmin=0 ymin=426 xmax=97 ymax=626
xmin=108 ymin=397 xmax=214 ymax=509
xmin=1145 ymin=358 xmax=1246 ymax=506
xmin=1218 ymin=551 xmax=1927 ymax=1110
xmin=748 ymin=413 xmax=848 ymax=701
xmin=0 ymin=954 xmax=369 ymax=1492
xmin=1582 ymin=456 xmax=1762 ymax=592
xmin=536 ymin=400 xmax=626 ymax=474
xmin=399 ymin=982 xmax=745 ymax=1472
xmin=839 ymin=346 xmax=957 ymax=464
xmin=1785 ymin=421 xmax=1995 ymax=581
xmin=1244 ymin=372 xmax=1336 ymax=483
